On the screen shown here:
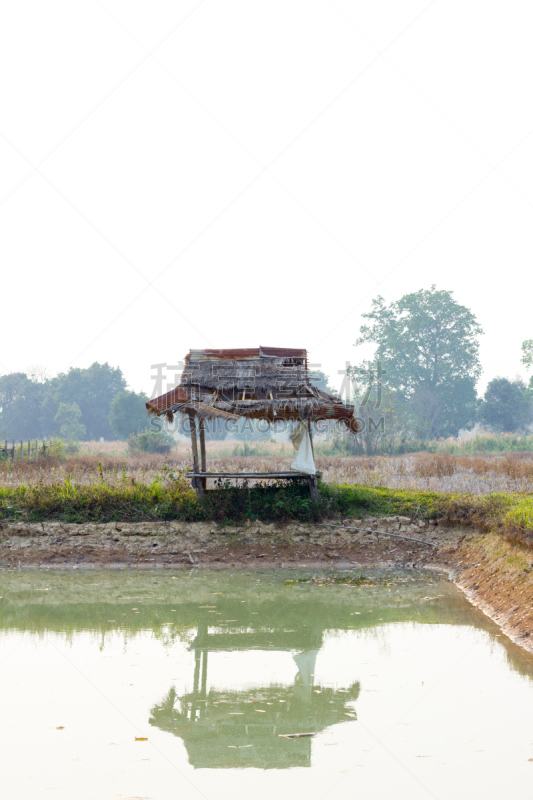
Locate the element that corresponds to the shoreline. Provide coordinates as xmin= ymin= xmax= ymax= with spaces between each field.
xmin=1 ymin=516 xmax=532 ymax=653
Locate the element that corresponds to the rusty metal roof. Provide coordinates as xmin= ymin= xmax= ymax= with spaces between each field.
xmin=146 ymin=385 xmax=189 ymax=415
xmin=145 ymin=346 xmax=358 ymax=430
xmin=187 ymin=347 xmax=306 ymax=362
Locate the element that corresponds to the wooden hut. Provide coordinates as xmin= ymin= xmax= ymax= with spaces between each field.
xmin=146 ymin=347 xmax=358 ymax=500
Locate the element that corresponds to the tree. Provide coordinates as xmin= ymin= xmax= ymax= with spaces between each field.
xmin=26 ymin=364 xmax=50 ymax=383
xmin=54 ymin=402 xmax=86 ymax=441
xmin=0 ymin=372 xmax=54 ymax=439
xmin=522 ymin=340 xmax=533 ymax=392
xmin=521 ymin=340 xmax=533 ymax=371
xmin=109 ymin=391 xmax=150 ymax=440
xmin=0 ymin=373 xmax=28 ymax=436
xmin=53 ymin=362 xmax=127 ymax=440
xmin=351 ymin=287 xmax=482 ymax=438
xmin=310 ymin=370 xmax=338 ymax=396
xmin=479 ymin=378 xmax=532 ymax=432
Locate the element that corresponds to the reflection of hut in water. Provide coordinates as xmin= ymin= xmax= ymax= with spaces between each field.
xmin=149 ymin=620 xmax=360 ymax=769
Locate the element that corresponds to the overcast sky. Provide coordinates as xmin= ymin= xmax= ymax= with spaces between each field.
xmin=1 ymin=0 xmax=532 ymax=397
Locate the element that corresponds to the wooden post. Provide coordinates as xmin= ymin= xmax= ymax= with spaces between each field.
xmin=200 ymin=649 xmax=208 ymax=698
xmin=27 ymin=440 xmax=30 ymax=461
xmin=35 ymin=439 xmax=38 ymax=463
xmin=20 ymin=441 xmax=23 ymax=460
xmin=199 ymin=418 xmax=207 ymax=491
xmin=191 ymin=647 xmax=201 ymax=721
xmin=188 ymin=411 xmax=203 ymax=502
xmin=11 ymin=440 xmax=14 ymax=462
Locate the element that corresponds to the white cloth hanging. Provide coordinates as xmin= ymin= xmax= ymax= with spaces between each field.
xmin=289 ymin=422 xmax=316 ymax=475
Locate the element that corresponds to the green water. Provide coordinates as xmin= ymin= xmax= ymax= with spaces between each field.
xmin=1 ymin=567 xmax=532 ymax=799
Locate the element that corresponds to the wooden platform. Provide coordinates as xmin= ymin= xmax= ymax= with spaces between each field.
xmin=188 ymin=472 xmax=322 ymax=479
xmin=187 ymin=471 xmax=320 ymax=501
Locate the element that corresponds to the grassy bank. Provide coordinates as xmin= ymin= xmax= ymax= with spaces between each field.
xmin=0 ymin=478 xmax=532 ymax=549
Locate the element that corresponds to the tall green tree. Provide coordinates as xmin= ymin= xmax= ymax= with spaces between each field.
xmin=53 ymin=362 xmax=127 ymax=440
xmin=351 ymin=286 xmax=482 ymax=438
xmin=109 ymin=391 xmax=149 ymax=440
xmin=479 ymin=378 xmax=532 ymax=432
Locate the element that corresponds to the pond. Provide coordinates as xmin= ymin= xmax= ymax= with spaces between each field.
xmin=1 ymin=567 xmax=532 ymax=799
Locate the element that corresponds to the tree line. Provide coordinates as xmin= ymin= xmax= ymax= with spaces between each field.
xmin=1 ymin=287 xmax=532 ymax=446
xmin=0 ymin=363 xmax=149 ymax=442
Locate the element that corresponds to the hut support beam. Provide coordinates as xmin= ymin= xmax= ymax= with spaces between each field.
xmin=188 ymin=411 xmax=203 ymax=502
xmin=199 ymin=418 xmax=207 ymax=491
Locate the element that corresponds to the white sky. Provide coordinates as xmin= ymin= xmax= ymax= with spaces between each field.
xmin=1 ymin=0 xmax=532 ymax=396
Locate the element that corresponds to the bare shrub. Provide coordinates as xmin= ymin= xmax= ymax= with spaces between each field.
xmin=500 ymin=454 xmax=533 ymax=480
xmin=414 ymin=453 xmax=457 ymax=478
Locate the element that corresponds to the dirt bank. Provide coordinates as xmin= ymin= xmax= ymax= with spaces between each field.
xmin=0 ymin=516 xmax=460 ymax=570
xmin=1 ymin=516 xmax=532 ymax=651
xmin=452 ymin=533 xmax=533 ymax=653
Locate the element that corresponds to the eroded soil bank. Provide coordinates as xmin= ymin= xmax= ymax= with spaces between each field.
xmin=0 ymin=516 xmax=461 ymax=570
xmin=452 ymin=534 xmax=533 ymax=653
xmin=1 ymin=516 xmax=532 ymax=651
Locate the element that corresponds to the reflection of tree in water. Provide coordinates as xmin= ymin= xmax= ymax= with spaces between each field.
xmin=149 ymin=646 xmax=360 ymax=769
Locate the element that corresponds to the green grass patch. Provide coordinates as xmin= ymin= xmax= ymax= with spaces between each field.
xmin=0 ymin=477 xmax=532 ymax=547
xmin=315 ymin=432 xmax=533 ymax=456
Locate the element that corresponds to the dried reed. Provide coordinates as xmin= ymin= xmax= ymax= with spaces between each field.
xmin=2 ymin=443 xmax=533 ymax=495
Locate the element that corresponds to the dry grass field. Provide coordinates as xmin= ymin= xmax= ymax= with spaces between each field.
xmin=2 ymin=439 xmax=533 ymax=495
